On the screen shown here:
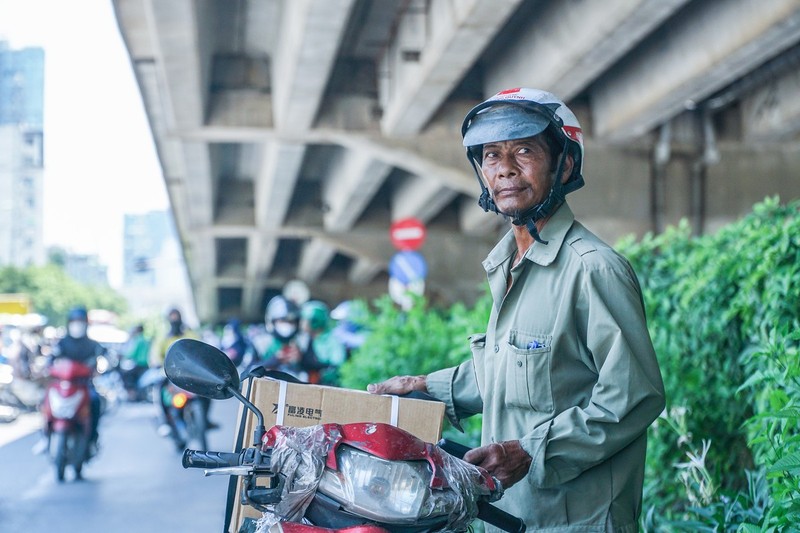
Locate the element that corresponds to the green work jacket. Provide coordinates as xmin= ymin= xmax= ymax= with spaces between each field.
xmin=427 ymin=203 xmax=665 ymax=532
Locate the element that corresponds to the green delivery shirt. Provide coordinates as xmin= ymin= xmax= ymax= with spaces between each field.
xmin=427 ymin=203 xmax=666 ymax=532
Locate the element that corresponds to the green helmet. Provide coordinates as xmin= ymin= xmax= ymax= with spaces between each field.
xmin=301 ymin=300 xmax=330 ymax=331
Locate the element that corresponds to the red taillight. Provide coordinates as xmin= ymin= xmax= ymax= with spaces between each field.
xmin=172 ymin=392 xmax=188 ymax=409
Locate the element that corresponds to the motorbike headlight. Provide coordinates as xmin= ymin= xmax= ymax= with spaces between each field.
xmin=317 ymin=445 xmax=460 ymax=524
xmin=172 ymin=392 xmax=188 ymax=409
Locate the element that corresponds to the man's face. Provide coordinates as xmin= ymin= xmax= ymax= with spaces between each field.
xmin=480 ymin=135 xmax=558 ymax=215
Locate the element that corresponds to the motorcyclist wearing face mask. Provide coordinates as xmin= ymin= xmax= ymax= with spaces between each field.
xmin=258 ymin=295 xmax=324 ymax=383
xmin=152 ymin=308 xmax=200 ymax=367
xmin=49 ymin=306 xmax=106 ymax=454
xmin=150 ymin=308 xmax=212 ymax=439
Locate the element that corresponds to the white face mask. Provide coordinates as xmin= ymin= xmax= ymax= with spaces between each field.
xmin=273 ymin=321 xmax=297 ymax=339
xmin=68 ymin=322 xmax=87 ymax=338
xmin=221 ymin=329 xmax=236 ymax=345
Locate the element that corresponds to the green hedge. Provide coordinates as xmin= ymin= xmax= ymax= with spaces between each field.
xmin=617 ymin=196 xmax=799 ymax=530
xmin=339 ymin=196 xmax=799 ymax=530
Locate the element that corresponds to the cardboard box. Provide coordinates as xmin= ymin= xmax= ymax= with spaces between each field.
xmin=228 ymin=378 xmax=446 ymax=533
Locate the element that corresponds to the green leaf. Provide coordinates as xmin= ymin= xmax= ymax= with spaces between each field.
xmin=767 ymin=452 xmax=800 ymax=473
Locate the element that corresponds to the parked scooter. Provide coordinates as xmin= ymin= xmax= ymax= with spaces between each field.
xmin=0 ymin=360 xmax=21 ymax=422
xmin=0 ymin=357 xmax=46 ymax=417
xmin=164 ymin=339 xmax=525 ymax=533
xmin=40 ymin=358 xmax=94 ymax=481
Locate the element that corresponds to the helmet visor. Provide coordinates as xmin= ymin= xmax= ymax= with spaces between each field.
xmin=462 ymin=103 xmax=551 ymax=148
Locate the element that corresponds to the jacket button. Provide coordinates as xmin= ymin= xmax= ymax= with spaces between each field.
xmin=516 ymin=360 xmax=523 ymax=367
xmin=494 ymin=344 xmax=499 ymax=353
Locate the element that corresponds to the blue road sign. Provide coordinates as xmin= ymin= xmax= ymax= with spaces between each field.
xmin=389 ymin=250 xmax=427 ymax=284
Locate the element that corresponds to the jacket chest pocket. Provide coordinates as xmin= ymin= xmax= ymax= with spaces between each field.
xmin=505 ymin=332 xmax=554 ymax=412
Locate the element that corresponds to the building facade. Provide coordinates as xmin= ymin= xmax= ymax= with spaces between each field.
xmin=122 ymin=209 xmax=197 ymax=324
xmin=0 ymin=42 xmax=45 ymax=268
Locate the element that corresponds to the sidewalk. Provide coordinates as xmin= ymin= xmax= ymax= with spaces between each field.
xmin=0 ymin=411 xmax=42 ymax=447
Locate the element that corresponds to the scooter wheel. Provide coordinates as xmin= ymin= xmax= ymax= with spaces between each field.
xmin=53 ymin=431 xmax=68 ymax=482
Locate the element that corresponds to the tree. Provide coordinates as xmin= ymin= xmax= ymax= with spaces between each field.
xmin=0 ymin=264 xmax=127 ymax=327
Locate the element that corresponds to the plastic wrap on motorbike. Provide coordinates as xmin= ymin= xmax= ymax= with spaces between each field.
xmin=252 ymin=423 xmax=505 ymax=533
xmin=263 ymin=424 xmax=341 ymax=525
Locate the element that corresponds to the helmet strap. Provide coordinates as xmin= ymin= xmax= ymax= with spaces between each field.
xmin=468 ymin=154 xmax=500 ymax=214
xmin=465 ymin=141 xmax=572 ymax=245
xmin=510 ymin=147 xmax=570 ymax=244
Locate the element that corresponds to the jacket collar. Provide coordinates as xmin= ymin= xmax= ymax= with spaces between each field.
xmin=482 ymin=202 xmax=575 ymax=272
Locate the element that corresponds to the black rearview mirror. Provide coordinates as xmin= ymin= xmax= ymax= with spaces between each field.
xmin=165 ymin=338 xmax=240 ymax=399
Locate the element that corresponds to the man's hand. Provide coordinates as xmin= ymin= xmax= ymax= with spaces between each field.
xmin=367 ymin=375 xmax=427 ymax=395
xmin=463 ymin=440 xmax=532 ymax=489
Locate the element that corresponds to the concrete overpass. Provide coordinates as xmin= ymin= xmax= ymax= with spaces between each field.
xmin=111 ymin=0 xmax=800 ymax=324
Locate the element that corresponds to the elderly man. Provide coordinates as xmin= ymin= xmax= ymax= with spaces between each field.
xmin=369 ymin=88 xmax=666 ymax=532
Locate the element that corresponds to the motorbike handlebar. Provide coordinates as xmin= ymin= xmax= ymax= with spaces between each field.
xmin=477 ymin=501 xmax=526 ymax=533
xmin=182 ymin=449 xmax=244 ymax=470
xmin=438 ymin=438 xmax=526 ymax=532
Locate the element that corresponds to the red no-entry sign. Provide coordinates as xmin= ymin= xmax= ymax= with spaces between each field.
xmin=389 ymin=217 xmax=426 ymax=251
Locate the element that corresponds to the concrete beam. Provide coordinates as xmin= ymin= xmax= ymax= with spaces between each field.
xmin=297 ymin=239 xmax=338 ymax=283
xmin=111 ymin=0 xmax=156 ymax=58
xmin=242 ymin=142 xmax=306 ymax=315
xmin=486 ymin=0 xmax=690 ymax=100
xmin=143 ymin=0 xmax=209 ymax=128
xmin=322 ymin=150 xmax=392 ymax=232
xmin=349 ymin=258 xmax=383 ymax=285
xmin=173 ymin=125 xmax=477 ymax=197
xmin=391 ymin=175 xmax=458 ymax=223
xmin=181 ymin=142 xmax=214 ymax=227
xmin=254 ymin=142 xmax=305 ymax=230
xmin=242 ymin=236 xmax=279 ymax=318
xmin=272 ymin=0 xmax=356 ymax=131
xmin=591 ymin=0 xmax=800 ymax=141
xmin=116 ymin=0 xmax=219 ymax=323
xmin=742 ymin=63 xmax=800 ymax=141
xmin=132 ymin=62 xmax=184 ymax=181
xmin=185 ymin=235 xmax=216 ymax=323
xmin=380 ymin=0 xmax=522 ymax=136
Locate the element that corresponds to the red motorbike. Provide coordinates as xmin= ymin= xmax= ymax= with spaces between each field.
xmin=165 ymin=339 xmax=525 ymax=533
xmin=40 ymin=358 xmax=94 ymax=482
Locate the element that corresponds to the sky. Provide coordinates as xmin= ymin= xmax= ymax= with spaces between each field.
xmin=0 ymin=0 xmax=170 ymax=288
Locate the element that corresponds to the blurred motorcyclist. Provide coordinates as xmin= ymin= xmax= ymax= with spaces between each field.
xmin=151 ymin=308 xmax=199 ymax=367
xmin=299 ymin=300 xmax=346 ymax=385
xmin=258 ymin=295 xmax=324 ymax=382
xmin=120 ymin=324 xmax=150 ymax=400
xmin=330 ymin=300 xmax=367 ymax=358
xmin=220 ymin=318 xmax=252 ymax=368
xmin=150 ymin=308 xmax=218 ymax=435
xmin=48 ymin=307 xmax=105 ymax=454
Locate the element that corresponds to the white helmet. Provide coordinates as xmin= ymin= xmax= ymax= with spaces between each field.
xmin=460 ymin=88 xmax=585 ymax=243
